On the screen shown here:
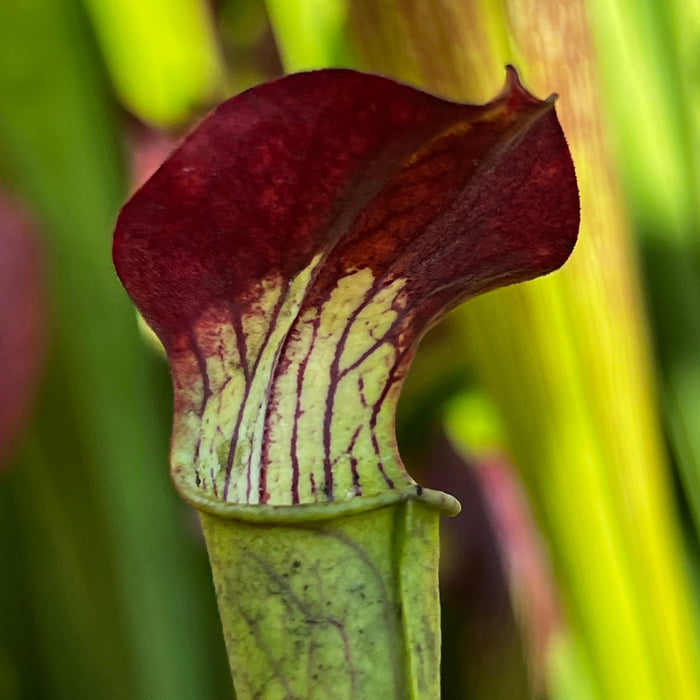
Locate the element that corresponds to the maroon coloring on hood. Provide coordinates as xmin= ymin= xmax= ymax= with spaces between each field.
xmin=114 ymin=68 xmax=579 ymax=357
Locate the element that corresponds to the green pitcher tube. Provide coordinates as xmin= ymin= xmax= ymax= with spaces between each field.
xmin=199 ymin=492 xmax=458 ymax=700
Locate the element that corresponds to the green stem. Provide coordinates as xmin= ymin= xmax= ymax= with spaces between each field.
xmin=199 ymin=491 xmax=458 ymax=699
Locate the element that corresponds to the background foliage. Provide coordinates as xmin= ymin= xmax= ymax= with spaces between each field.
xmin=1 ymin=1 xmax=700 ymax=698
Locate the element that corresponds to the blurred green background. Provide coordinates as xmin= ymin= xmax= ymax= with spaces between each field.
xmin=2 ymin=1 xmax=700 ymax=698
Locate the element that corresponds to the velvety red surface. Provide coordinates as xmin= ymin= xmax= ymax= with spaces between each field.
xmin=114 ymin=68 xmax=579 ymax=355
